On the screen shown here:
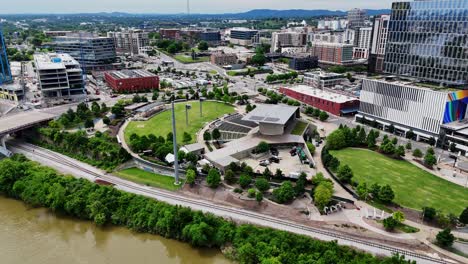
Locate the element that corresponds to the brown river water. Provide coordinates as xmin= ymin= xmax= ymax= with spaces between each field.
xmin=0 ymin=196 xmax=232 ymax=264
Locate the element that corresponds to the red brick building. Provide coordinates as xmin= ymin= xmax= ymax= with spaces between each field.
xmin=159 ymin=29 xmax=181 ymax=39
xmin=279 ymin=85 xmax=360 ymax=116
xmin=309 ymin=41 xmax=354 ymax=65
xmin=105 ymin=70 xmax=159 ymax=92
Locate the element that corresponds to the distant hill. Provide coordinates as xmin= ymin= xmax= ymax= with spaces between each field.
xmin=1 ymin=9 xmax=391 ymax=19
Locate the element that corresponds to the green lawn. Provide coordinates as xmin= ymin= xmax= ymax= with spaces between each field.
xmin=125 ymin=101 xmax=235 ymax=144
xmin=330 ymin=148 xmax=468 ymax=215
xmin=291 ymin=121 xmax=308 ymax=135
xmin=173 ymin=54 xmax=210 ymax=63
xmin=114 ymin=168 xmax=182 ymax=191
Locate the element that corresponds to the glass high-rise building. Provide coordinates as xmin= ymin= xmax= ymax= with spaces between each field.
xmin=0 ymin=29 xmax=12 ymax=84
xmin=384 ymin=0 xmax=468 ymax=86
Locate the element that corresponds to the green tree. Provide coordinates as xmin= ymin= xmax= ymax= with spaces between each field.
xmin=357 ymin=129 xmax=367 ymax=145
xmin=203 ymin=131 xmax=212 ymax=141
xmin=102 ymin=116 xmax=111 ymax=126
xmin=393 ymin=211 xmax=405 ymax=223
xmin=255 ymin=141 xmax=270 ymax=153
xmin=436 ymin=228 xmax=455 ymax=248
xmin=84 ymin=119 xmax=94 ymax=128
xmin=369 ymin=183 xmax=381 ymax=199
xmin=424 ymin=152 xmax=437 ymax=167
xmin=413 ymin=148 xmax=423 ymax=158
xmin=326 ymin=129 xmax=347 ymax=150
xmin=224 ymin=170 xmax=236 ymax=184
xmin=248 ymin=188 xmax=256 ymax=198
xmin=395 ymin=145 xmax=405 ymax=157
xmin=378 ymin=185 xmax=395 ymax=204
xmin=383 ymin=216 xmax=398 ymax=231
xmin=91 ymin=102 xmax=101 ymax=116
xmin=405 ymin=142 xmax=412 ymax=150
xmin=319 ymin=111 xmax=329 ymax=121
xmin=186 ymin=169 xmax=196 ymax=186
xmin=255 ymin=178 xmax=270 ymax=192
xmin=251 ymin=53 xmax=266 ymax=66
xmin=111 ymin=104 xmax=125 ymax=118
xmin=183 ymin=132 xmax=192 ymax=144
xmin=459 ymin=207 xmax=468 ymax=225
xmin=211 ymin=129 xmax=221 ymax=141
xmin=314 ymin=181 xmax=333 ymax=210
xmin=197 ymin=41 xmax=209 ymax=51
xmin=272 ymin=181 xmax=295 ymax=204
xmin=255 ymin=191 xmax=263 ymax=203
xmin=239 ymin=174 xmax=252 ymax=189
xmin=206 ymin=169 xmax=221 ymax=188
xmin=356 ymin=182 xmax=369 ymax=200
xmin=422 ymin=207 xmax=437 ymax=221
xmin=337 ymin=164 xmax=353 ymax=183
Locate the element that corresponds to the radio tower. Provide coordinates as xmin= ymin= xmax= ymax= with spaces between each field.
xmin=187 ymin=0 xmax=190 ymax=16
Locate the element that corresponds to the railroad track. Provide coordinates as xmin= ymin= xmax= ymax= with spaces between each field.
xmin=11 ymin=142 xmax=451 ymax=264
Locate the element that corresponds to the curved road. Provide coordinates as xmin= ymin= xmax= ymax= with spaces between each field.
xmin=8 ymin=141 xmax=454 ymax=264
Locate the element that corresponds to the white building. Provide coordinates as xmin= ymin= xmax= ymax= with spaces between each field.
xmin=304 ymin=71 xmax=346 ymax=89
xmin=107 ymin=29 xmax=149 ymax=55
xmin=369 ymin=15 xmax=390 ymax=73
xmin=271 ymin=32 xmax=307 ymax=53
xmin=353 ymin=27 xmax=372 ymax=59
xmin=34 ymin=53 xmax=85 ymax=98
xmin=358 ymin=78 xmax=450 ymax=139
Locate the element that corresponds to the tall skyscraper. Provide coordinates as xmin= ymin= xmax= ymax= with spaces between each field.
xmin=347 ymin=8 xmax=366 ymax=28
xmin=384 ymin=0 xmax=468 ymax=86
xmin=369 ymin=15 xmax=390 ymax=73
xmin=0 ymin=29 xmax=12 ymax=84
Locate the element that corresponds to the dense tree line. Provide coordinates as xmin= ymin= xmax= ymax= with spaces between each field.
xmin=265 ymin=71 xmax=298 ymax=83
xmin=0 ymin=156 xmax=415 ymax=264
xmin=35 ymin=128 xmax=131 ymax=171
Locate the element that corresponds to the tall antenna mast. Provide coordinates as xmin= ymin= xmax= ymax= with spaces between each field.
xmin=187 ymin=0 xmax=190 ymax=16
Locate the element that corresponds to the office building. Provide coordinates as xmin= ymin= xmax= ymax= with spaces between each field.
xmin=0 ymin=29 xmax=12 ymax=85
xmin=200 ymin=31 xmax=221 ymax=43
xmin=288 ymin=55 xmax=318 ymax=71
xmin=34 ymin=53 xmax=85 ymax=98
xmin=309 ymin=41 xmax=354 ymax=65
xmin=107 ymin=29 xmax=149 ymax=55
xmin=280 ymin=85 xmax=359 ymax=116
xmin=210 ymin=52 xmax=238 ymax=66
xmin=104 ymin=69 xmax=159 ymax=92
xmin=369 ymin=15 xmax=390 ymax=73
xmin=304 ymin=71 xmax=346 ymax=89
xmin=159 ymin=29 xmax=181 ymax=39
xmin=358 ymin=78 xmax=453 ymax=139
xmin=229 ymin=28 xmax=259 ymax=46
xmin=44 ymin=31 xmax=72 ymax=37
xmin=348 ymin=8 xmax=367 ymax=28
xmin=54 ymin=34 xmax=116 ymax=72
xmin=271 ymin=32 xmax=307 ymax=53
xmin=317 ymin=20 xmax=348 ymax=30
xmin=353 ymin=27 xmax=372 ymax=59
xmin=384 ymin=0 xmax=468 ymax=86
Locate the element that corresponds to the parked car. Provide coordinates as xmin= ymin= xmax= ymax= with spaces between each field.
xmin=269 ymin=156 xmax=280 ymax=163
xmin=259 ymin=160 xmax=270 ymax=167
xmin=270 ymin=148 xmax=279 ymax=156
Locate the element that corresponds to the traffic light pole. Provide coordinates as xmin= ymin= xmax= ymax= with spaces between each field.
xmin=171 ymin=100 xmax=180 ymax=185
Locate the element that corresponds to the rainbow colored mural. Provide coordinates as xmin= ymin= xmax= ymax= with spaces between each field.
xmin=443 ymin=90 xmax=468 ymax=123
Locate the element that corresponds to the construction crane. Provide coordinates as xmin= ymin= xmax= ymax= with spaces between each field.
xmin=187 ymin=0 xmax=190 ymax=16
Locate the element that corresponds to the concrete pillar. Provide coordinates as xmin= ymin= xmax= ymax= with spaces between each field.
xmin=0 ymin=135 xmax=5 ymax=149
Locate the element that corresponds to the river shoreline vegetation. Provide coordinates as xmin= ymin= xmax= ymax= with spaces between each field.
xmin=0 ymin=155 xmax=415 ymax=264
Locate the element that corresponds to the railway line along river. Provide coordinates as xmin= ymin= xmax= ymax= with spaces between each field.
xmin=0 ymin=196 xmax=231 ymax=264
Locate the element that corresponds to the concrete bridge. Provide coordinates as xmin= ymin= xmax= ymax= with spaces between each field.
xmin=0 ymin=110 xmax=57 ymax=157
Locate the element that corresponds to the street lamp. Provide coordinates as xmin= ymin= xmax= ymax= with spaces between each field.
xmin=171 ymin=100 xmax=180 ymax=185
xmin=185 ymin=104 xmax=192 ymax=126
xmin=199 ymin=97 xmax=205 ymax=117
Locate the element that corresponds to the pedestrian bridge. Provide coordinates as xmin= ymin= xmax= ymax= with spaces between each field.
xmin=0 ymin=111 xmax=57 ymax=157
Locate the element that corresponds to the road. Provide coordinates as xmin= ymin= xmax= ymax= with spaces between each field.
xmin=7 ymin=141 xmax=454 ymax=264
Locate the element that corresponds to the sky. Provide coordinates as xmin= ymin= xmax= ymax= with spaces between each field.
xmin=0 ymin=0 xmax=395 ymax=14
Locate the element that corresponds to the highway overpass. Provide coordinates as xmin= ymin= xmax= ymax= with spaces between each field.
xmin=0 ymin=111 xmax=57 ymax=157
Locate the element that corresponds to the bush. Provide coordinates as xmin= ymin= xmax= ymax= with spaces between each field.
xmin=319 ymin=111 xmax=329 ymax=121
xmin=224 ymin=169 xmax=237 ymax=184
xmin=255 ymin=178 xmax=270 ymax=192
xmin=255 ymin=191 xmax=263 ymax=202
xmin=239 ymin=174 xmax=252 ymax=189
xmin=314 ymin=181 xmax=333 ymax=210
xmin=248 ymin=188 xmax=256 ymax=198
xmin=412 ymin=148 xmax=423 ymax=158
xmin=436 ymin=228 xmax=455 ymax=248
xmin=422 ymin=207 xmax=437 ymax=221
xmin=424 ymin=152 xmax=437 ymax=167
xmin=254 ymin=141 xmax=270 ymax=154
xmin=306 ymin=142 xmax=316 ymax=155
xmin=186 ymin=169 xmax=196 ymax=185
xmin=393 ymin=211 xmax=405 ymax=223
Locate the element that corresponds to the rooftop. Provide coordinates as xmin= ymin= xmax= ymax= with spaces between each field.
xmin=305 ymin=71 xmax=344 ymax=78
xmin=242 ymin=104 xmax=298 ymax=125
xmin=231 ymin=27 xmax=258 ymax=32
xmin=34 ymin=53 xmax=80 ymax=70
xmin=310 ymin=41 xmax=354 ymax=47
xmin=107 ymin=69 xmax=156 ymax=80
xmin=363 ymin=78 xmax=457 ymax=93
xmin=282 ymin=85 xmax=358 ymax=103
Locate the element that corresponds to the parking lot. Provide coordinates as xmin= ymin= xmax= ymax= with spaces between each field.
xmin=242 ymin=148 xmax=315 ymax=179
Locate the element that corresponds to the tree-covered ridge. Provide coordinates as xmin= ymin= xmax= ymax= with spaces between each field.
xmin=0 ymin=156 xmax=415 ymax=264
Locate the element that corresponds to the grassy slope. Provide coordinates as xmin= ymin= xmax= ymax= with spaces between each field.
xmin=114 ymin=168 xmax=182 ymax=191
xmin=125 ymin=101 xmax=235 ymax=144
xmin=330 ymin=148 xmax=468 ymax=215
xmin=291 ymin=121 xmax=308 ymax=135
xmin=173 ymin=54 xmax=210 ymax=63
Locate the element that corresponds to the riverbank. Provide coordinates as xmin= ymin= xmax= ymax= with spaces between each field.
xmin=0 ymin=155 xmax=412 ymax=264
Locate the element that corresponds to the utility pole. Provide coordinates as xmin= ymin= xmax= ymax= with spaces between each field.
xmin=199 ymin=97 xmax=205 ymax=117
xmin=171 ymin=100 xmax=180 ymax=185
xmin=185 ymin=104 xmax=191 ymax=126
